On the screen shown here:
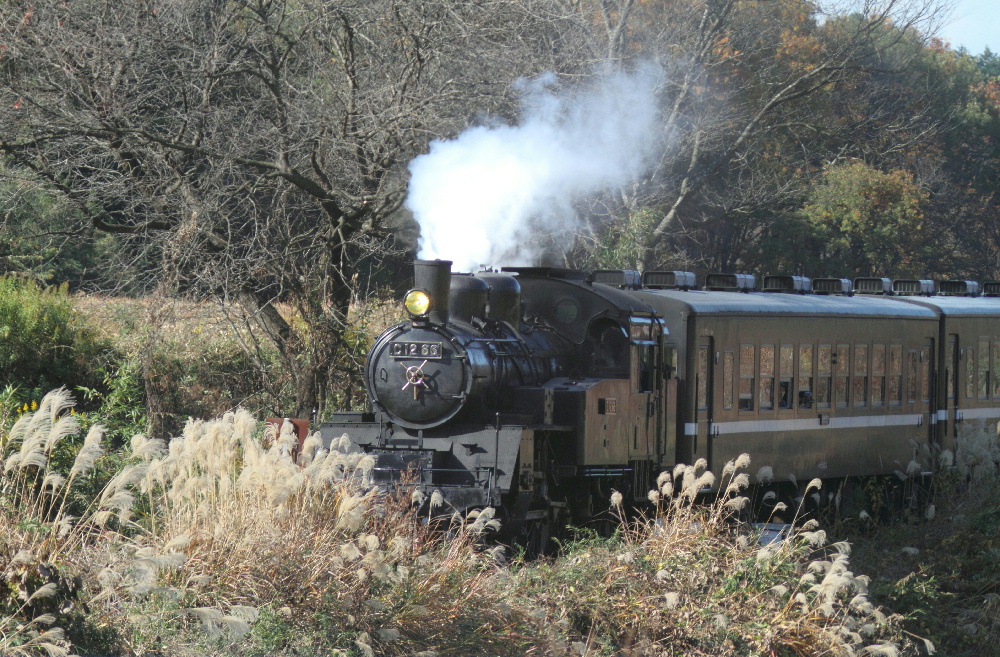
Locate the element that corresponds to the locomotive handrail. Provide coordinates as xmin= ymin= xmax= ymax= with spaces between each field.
xmin=469 ymin=337 xmax=522 ymax=343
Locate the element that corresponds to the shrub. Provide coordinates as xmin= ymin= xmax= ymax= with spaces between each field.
xmin=0 ymin=277 xmax=108 ymax=398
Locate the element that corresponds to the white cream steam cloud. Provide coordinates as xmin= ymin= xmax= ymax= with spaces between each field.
xmin=406 ymin=66 xmax=663 ymax=272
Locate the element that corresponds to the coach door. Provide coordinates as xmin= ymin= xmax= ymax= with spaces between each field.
xmin=944 ymin=334 xmax=959 ymax=453
xmin=628 ymin=317 xmax=660 ymax=499
xmin=629 ymin=317 xmax=660 ymax=458
xmin=693 ymin=337 xmax=713 ymax=465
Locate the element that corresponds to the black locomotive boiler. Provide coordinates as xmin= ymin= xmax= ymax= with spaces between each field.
xmin=321 ymin=261 xmax=1000 ymax=537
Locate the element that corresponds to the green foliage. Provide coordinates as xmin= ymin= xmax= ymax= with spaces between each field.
xmin=975 ymin=47 xmax=1000 ymax=79
xmin=0 ymin=276 xmax=109 ymax=397
xmin=0 ymin=165 xmax=114 ymax=288
xmin=590 ymin=208 xmax=658 ymax=271
xmin=874 ymin=570 xmax=952 ymax=629
xmin=799 ymin=163 xmax=930 ymax=277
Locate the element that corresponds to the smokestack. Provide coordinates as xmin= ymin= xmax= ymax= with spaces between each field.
xmin=406 ymin=66 xmax=662 ymax=271
xmin=413 ymin=259 xmax=452 ymax=324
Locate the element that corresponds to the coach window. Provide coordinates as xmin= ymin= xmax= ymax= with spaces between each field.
xmin=778 ymin=345 xmax=794 ymax=410
xmin=798 ymin=344 xmax=814 ymax=408
xmin=978 ymin=340 xmax=990 ymax=400
xmin=888 ymin=345 xmax=903 ymax=406
xmin=723 ymin=351 xmax=734 ymax=410
xmin=946 ymin=340 xmax=956 ymax=400
xmin=835 ymin=344 xmax=850 ymax=409
xmin=697 ymin=346 xmax=709 ymax=410
xmin=663 ymin=347 xmax=678 ymax=379
xmin=817 ymin=344 xmax=832 ymax=408
xmin=872 ymin=344 xmax=886 ymax=407
xmin=906 ymin=350 xmax=917 ymax=404
xmin=739 ymin=345 xmax=755 ymax=412
xmin=760 ymin=345 xmax=775 ymax=411
xmin=921 ymin=346 xmax=931 ymax=404
xmin=966 ymin=347 xmax=975 ymax=399
xmin=853 ymin=344 xmax=868 ymax=407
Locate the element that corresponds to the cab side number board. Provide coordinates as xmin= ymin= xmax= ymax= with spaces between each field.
xmin=390 ymin=341 xmax=443 ymax=358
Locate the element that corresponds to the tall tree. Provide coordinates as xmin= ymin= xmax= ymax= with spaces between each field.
xmin=0 ymin=0 xmax=590 ymax=416
xmin=564 ymin=0 xmax=949 ymax=272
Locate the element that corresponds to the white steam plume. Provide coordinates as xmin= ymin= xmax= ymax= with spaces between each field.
xmin=406 ymin=65 xmax=663 ymax=272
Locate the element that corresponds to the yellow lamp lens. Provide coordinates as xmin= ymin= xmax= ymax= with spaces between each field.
xmin=403 ymin=289 xmax=430 ymax=316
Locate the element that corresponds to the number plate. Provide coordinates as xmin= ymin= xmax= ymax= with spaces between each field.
xmin=390 ymin=341 xmax=443 ymax=359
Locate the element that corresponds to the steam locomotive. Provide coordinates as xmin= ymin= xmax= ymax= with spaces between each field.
xmin=321 ymin=260 xmax=1000 ymax=540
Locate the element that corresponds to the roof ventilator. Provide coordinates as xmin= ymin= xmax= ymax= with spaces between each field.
xmin=892 ymin=279 xmax=935 ymax=296
xmin=591 ymin=269 xmax=642 ymax=290
xmin=983 ymin=281 xmax=1000 ymax=297
xmin=812 ymin=278 xmax=853 ymax=296
xmin=854 ymin=277 xmax=893 ymax=295
xmin=937 ymin=280 xmax=980 ymax=297
xmin=642 ymin=270 xmax=696 ymax=290
xmin=705 ymin=273 xmax=756 ymax=293
xmin=762 ymin=275 xmax=812 ymax=294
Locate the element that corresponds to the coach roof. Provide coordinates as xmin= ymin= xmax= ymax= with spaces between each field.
xmin=894 ymin=295 xmax=1000 ymax=317
xmin=632 ymin=289 xmax=939 ymax=319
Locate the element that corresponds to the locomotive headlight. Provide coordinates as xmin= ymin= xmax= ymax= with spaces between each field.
xmin=403 ymin=289 xmax=431 ymax=317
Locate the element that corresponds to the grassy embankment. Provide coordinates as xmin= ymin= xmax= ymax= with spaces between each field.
xmin=0 ymin=291 xmax=997 ymax=656
xmin=1 ymin=389 xmax=920 ymax=656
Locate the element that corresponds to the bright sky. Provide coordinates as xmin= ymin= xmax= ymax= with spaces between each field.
xmin=938 ymin=0 xmax=1000 ymax=55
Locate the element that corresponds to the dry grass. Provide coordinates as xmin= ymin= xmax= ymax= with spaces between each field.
xmin=0 ymin=389 xmax=105 ymax=657
xmin=503 ymin=457 xmax=917 ymax=657
xmin=2 ymin=391 xmax=926 ymax=656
